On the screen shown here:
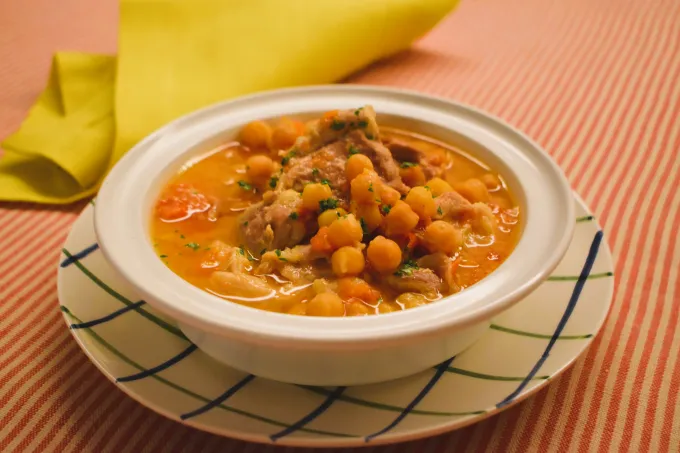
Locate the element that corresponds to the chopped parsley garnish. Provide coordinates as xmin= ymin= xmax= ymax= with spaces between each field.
xmin=274 ymin=249 xmax=288 ymax=262
xmin=269 ymin=176 xmax=278 ymax=189
xmin=400 ymin=162 xmax=417 ymax=168
xmin=357 ymin=120 xmax=368 ymax=128
xmin=437 ymin=206 xmax=444 ymax=216
xmin=289 ymin=212 xmax=299 ymax=220
xmin=319 ymin=198 xmax=339 ymax=212
xmin=348 ymin=145 xmax=361 ymax=156
xmin=354 ymin=107 xmax=363 ymax=116
xmin=365 ymin=132 xmax=374 ymax=140
xmin=360 ymin=218 xmax=369 ymax=234
xmin=243 ymin=221 xmax=249 ymax=226
xmin=260 ymin=248 xmax=267 ymax=255
xmin=321 ymin=179 xmax=331 ymax=186
xmin=159 ymin=254 xmax=167 ymax=259
xmin=281 ymin=150 xmax=296 ymax=165
xmin=368 ymin=183 xmax=374 ymax=193
xmin=330 ymin=120 xmax=346 ymax=131
xmin=238 ymin=180 xmax=252 ymax=191
xmin=394 ymin=259 xmax=419 ymax=277
xmin=179 ymin=234 xmax=186 ymax=239
xmin=382 ymin=205 xmax=392 ymax=214
xmin=238 ymin=246 xmax=245 ymax=256
xmin=312 ymin=168 xmax=320 ymax=176
xmin=185 ymin=242 xmax=200 ymax=251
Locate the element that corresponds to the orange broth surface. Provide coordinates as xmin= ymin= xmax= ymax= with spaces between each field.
xmin=151 ymin=111 xmax=521 ymax=316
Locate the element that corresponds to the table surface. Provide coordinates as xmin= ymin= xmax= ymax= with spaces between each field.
xmin=1 ymin=0 xmax=679 ymax=451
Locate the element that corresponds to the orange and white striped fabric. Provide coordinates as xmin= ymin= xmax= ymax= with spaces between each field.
xmin=1 ymin=0 xmax=679 ymax=451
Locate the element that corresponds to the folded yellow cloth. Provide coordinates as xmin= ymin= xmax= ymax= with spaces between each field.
xmin=0 ymin=0 xmax=458 ymax=204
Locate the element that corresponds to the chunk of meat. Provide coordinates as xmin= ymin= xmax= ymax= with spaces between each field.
xmin=239 ymin=189 xmax=306 ymax=251
xmin=384 ymin=138 xmax=446 ymax=181
xmin=434 ymin=191 xmax=474 ymax=220
xmin=346 ymin=131 xmax=409 ymax=193
xmin=210 ymin=272 xmax=273 ymax=298
xmin=278 ymin=141 xmax=349 ymax=197
xmin=201 ymin=240 xmax=251 ymax=271
xmin=386 ymin=268 xmax=442 ymax=296
xmin=417 ymin=253 xmax=461 ymax=293
xmin=279 ymin=129 xmax=409 ymax=201
xmin=257 ymin=245 xmax=330 ymax=283
xmin=304 ymin=105 xmax=381 ymax=151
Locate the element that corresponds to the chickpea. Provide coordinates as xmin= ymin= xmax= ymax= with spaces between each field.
xmin=317 ymin=208 xmax=347 ymax=227
xmin=306 ymin=292 xmax=345 ymax=317
xmin=481 ymin=173 xmax=501 ymax=190
xmin=352 ymin=202 xmax=382 ymax=233
xmin=384 ymin=201 xmax=419 ymax=237
xmin=379 ymin=185 xmax=401 ymax=207
xmin=378 ymin=302 xmax=398 ymax=314
xmin=301 ymin=183 xmax=333 ymax=211
xmin=396 ymin=292 xmax=429 ymax=309
xmin=246 ymin=155 xmax=275 ymax=183
xmin=456 ymin=178 xmax=490 ymax=203
xmin=331 ymin=246 xmax=366 ymax=277
xmin=471 ymin=202 xmax=497 ymax=234
xmin=346 ymin=301 xmax=373 ymax=316
xmin=367 ymin=236 xmax=402 ymax=274
xmin=426 ymin=177 xmax=453 ymax=196
xmin=423 ymin=220 xmax=463 ymax=255
xmin=327 ymin=214 xmax=363 ymax=247
xmin=287 ymin=303 xmax=307 ymax=316
xmin=405 ymin=186 xmax=437 ymax=219
xmin=350 ymin=170 xmax=380 ymax=205
xmin=346 ymin=154 xmax=374 ymax=181
xmin=270 ymin=117 xmax=305 ymax=151
xmin=400 ymin=165 xmax=426 ymax=187
xmin=490 ymin=195 xmax=512 ymax=210
xmin=239 ymin=121 xmax=272 ymax=149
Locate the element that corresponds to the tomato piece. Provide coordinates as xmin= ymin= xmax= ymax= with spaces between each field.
xmin=156 ymin=184 xmax=213 ymax=222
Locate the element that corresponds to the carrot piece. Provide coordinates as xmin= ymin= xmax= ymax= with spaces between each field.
xmin=406 ymin=233 xmax=418 ymax=250
xmin=290 ymin=119 xmax=306 ymax=135
xmin=322 ymin=110 xmax=339 ymax=120
xmin=337 ymin=278 xmax=381 ymax=304
xmin=310 ymin=227 xmax=334 ymax=254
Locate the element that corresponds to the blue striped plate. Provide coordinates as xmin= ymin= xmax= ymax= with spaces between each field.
xmin=57 ymin=194 xmax=614 ymax=447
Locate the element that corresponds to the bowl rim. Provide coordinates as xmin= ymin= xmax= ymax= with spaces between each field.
xmin=94 ymin=85 xmax=575 ymax=348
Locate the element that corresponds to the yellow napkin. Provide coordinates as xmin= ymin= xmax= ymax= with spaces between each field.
xmin=0 ymin=0 xmax=459 ymax=204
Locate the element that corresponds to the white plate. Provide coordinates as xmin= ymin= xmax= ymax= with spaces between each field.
xmin=57 ymin=195 xmax=613 ymax=448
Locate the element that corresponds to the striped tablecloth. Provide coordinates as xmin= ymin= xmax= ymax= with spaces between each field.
xmin=1 ymin=0 xmax=678 ymax=451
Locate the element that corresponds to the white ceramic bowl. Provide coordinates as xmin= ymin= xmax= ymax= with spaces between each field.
xmin=94 ymin=86 xmax=574 ymax=386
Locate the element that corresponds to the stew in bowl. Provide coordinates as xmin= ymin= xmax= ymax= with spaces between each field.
xmin=151 ymin=106 xmax=521 ymax=317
